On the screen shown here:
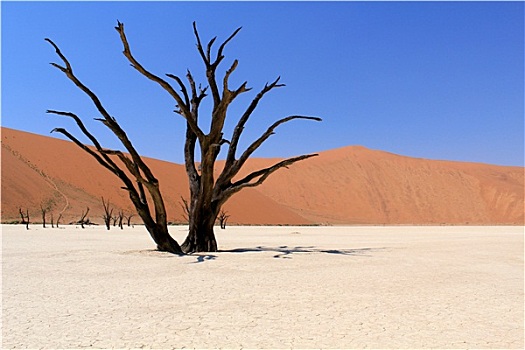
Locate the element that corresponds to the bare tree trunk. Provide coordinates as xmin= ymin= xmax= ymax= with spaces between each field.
xmin=179 ymin=196 xmax=190 ymax=224
xmin=181 ymin=204 xmax=219 ymax=253
xmin=19 ymin=208 xmax=29 ymax=230
xmin=51 ymin=213 xmax=55 ymax=228
xmin=40 ymin=205 xmax=47 ymax=228
xmin=101 ymin=197 xmax=112 ymax=230
xmin=125 ymin=213 xmax=134 ymax=227
xmin=56 ymin=213 xmax=62 ymax=228
xmin=78 ymin=207 xmax=89 ymax=229
xmin=218 ymin=209 xmax=230 ymax=229
xmin=118 ymin=210 xmax=124 ymax=229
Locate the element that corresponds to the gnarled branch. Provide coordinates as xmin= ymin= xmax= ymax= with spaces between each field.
xmin=115 ymin=21 xmax=205 ymax=142
xmin=223 ymin=77 xmax=285 ymax=170
xmin=46 ymin=37 xmax=158 ymax=188
xmin=220 ymin=115 xmax=322 ymax=185
xmin=218 ymin=153 xmax=319 ymax=204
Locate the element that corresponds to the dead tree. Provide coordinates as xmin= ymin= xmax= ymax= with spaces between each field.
xmin=117 ymin=210 xmax=124 ymax=229
xmin=179 ymin=196 xmax=190 ymax=224
xmin=19 ymin=208 xmax=30 ymax=230
xmin=50 ymin=213 xmax=55 ymax=228
xmin=40 ymin=204 xmax=48 ymax=228
xmin=46 ymin=36 xmax=182 ymax=254
xmin=101 ymin=197 xmax=113 ymax=230
xmin=125 ymin=213 xmax=134 ymax=227
xmin=56 ymin=213 xmax=63 ymax=228
xmin=77 ymin=207 xmax=90 ymax=229
xmin=217 ymin=209 xmax=230 ymax=230
xmin=47 ymin=22 xmax=320 ymax=254
xmin=117 ymin=21 xmax=320 ymax=253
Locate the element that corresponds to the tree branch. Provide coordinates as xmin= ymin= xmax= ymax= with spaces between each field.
xmin=221 ymin=115 xmax=321 ymax=184
xmin=46 ymin=36 xmax=159 ymax=188
xmin=50 ymin=127 xmax=116 ymax=174
xmin=166 ymin=73 xmax=190 ymax=108
xmin=215 ymin=26 xmax=242 ymax=68
xmin=193 ymin=22 xmax=243 ymax=122
xmin=219 ymin=153 xmax=319 ymax=203
xmin=223 ymin=77 xmax=285 ymax=168
xmin=101 ymin=149 xmax=149 ymax=205
xmin=115 ymin=21 xmax=205 ymax=142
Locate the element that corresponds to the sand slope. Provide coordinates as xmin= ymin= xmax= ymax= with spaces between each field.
xmin=240 ymin=147 xmax=524 ymax=224
xmin=1 ymin=127 xmax=523 ymax=224
xmin=1 ymin=127 xmax=308 ymax=225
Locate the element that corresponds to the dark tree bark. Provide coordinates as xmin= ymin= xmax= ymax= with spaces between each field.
xmin=101 ymin=197 xmax=113 ymax=230
xmin=115 ymin=21 xmax=321 ymax=253
xmin=125 ymin=213 xmax=134 ymax=227
xmin=179 ymin=196 xmax=190 ymax=224
xmin=19 ymin=208 xmax=29 ymax=230
xmin=47 ymin=21 xmax=320 ymax=254
xmin=78 ymin=207 xmax=89 ymax=229
xmin=40 ymin=204 xmax=47 ymax=228
xmin=218 ymin=210 xmax=230 ymax=229
xmin=118 ymin=210 xmax=124 ymax=229
xmin=46 ymin=37 xmax=182 ymax=254
xmin=56 ymin=213 xmax=62 ymax=228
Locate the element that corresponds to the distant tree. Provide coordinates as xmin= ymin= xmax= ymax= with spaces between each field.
xmin=217 ymin=210 xmax=230 ymax=230
xmin=117 ymin=210 xmax=124 ymax=230
xmin=40 ymin=204 xmax=48 ymax=228
xmin=179 ymin=197 xmax=190 ymax=224
xmin=19 ymin=208 xmax=30 ymax=230
xmin=77 ymin=207 xmax=90 ymax=229
xmin=46 ymin=21 xmax=320 ymax=254
xmin=124 ymin=212 xmax=135 ymax=227
xmin=101 ymin=197 xmax=113 ymax=230
xmin=56 ymin=213 xmax=63 ymax=228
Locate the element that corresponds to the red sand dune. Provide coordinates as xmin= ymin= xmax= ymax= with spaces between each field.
xmin=237 ymin=147 xmax=524 ymax=225
xmin=1 ymin=127 xmax=523 ymax=225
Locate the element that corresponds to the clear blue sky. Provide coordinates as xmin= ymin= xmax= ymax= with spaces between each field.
xmin=2 ymin=1 xmax=524 ymax=166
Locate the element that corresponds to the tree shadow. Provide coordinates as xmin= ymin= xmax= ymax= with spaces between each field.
xmin=191 ymin=254 xmax=218 ymax=263
xmin=220 ymin=246 xmax=386 ymax=259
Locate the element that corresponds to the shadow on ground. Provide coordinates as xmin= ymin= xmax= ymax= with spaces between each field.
xmin=190 ymin=246 xmax=386 ymax=263
xmin=123 ymin=246 xmax=386 ymax=263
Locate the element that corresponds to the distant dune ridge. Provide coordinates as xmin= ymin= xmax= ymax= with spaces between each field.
xmin=1 ymin=127 xmax=523 ymax=225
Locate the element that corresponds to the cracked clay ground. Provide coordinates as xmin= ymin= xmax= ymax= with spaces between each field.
xmin=2 ymin=225 xmax=523 ymax=349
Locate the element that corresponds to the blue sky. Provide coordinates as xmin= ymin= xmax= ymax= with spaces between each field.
xmin=2 ymin=1 xmax=524 ymax=166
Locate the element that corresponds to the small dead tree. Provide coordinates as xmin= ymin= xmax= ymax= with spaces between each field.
xmin=56 ymin=213 xmax=62 ymax=228
xmin=125 ymin=212 xmax=135 ymax=227
xmin=78 ymin=207 xmax=90 ymax=229
xmin=40 ymin=204 xmax=47 ymax=228
xmin=47 ymin=21 xmax=320 ymax=254
xmin=50 ymin=213 xmax=55 ymax=228
xmin=19 ymin=208 xmax=30 ymax=230
xmin=179 ymin=196 xmax=190 ymax=224
xmin=116 ymin=210 xmax=124 ymax=229
xmin=101 ymin=197 xmax=113 ymax=230
xmin=217 ymin=209 xmax=230 ymax=230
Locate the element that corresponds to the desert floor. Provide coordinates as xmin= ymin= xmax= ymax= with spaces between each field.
xmin=2 ymin=225 xmax=523 ymax=349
